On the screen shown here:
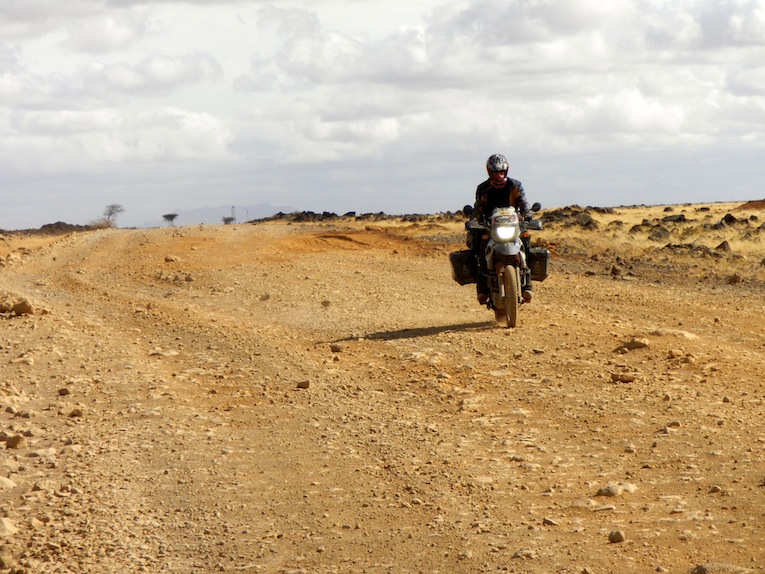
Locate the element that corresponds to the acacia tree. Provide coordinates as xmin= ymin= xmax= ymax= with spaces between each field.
xmin=163 ymin=213 xmax=179 ymax=226
xmin=222 ymin=216 xmax=235 ymax=225
xmin=104 ymin=204 xmax=124 ymax=225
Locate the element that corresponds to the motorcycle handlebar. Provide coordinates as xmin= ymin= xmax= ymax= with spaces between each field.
xmin=525 ymin=219 xmax=543 ymax=231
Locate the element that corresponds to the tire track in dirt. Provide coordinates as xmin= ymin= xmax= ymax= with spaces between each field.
xmin=0 ymin=217 xmax=763 ymax=573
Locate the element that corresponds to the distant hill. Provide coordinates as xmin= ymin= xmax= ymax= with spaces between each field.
xmin=140 ymin=203 xmax=296 ymax=227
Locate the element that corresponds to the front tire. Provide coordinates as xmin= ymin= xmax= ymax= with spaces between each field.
xmin=502 ymin=266 xmax=519 ymax=328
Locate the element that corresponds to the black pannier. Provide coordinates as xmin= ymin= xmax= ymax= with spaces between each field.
xmin=528 ymin=246 xmax=550 ymax=282
xmin=449 ymin=250 xmax=478 ymax=285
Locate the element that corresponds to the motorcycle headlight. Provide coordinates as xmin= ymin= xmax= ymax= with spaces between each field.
xmin=494 ymin=225 xmax=518 ymax=241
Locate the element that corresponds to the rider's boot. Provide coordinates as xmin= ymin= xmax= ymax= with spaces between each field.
xmin=522 ymin=270 xmax=533 ymax=302
xmin=476 ymin=282 xmax=489 ymax=305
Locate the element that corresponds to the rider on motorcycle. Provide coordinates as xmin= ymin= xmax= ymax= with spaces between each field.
xmin=471 ymin=153 xmax=533 ymax=305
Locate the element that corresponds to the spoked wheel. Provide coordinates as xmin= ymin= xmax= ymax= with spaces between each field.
xmin=502 ymin=266 xmax=519 ymax=328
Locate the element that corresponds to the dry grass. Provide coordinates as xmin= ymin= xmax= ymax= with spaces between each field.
xmin=539 ymin=201 xmax=765 ymax=261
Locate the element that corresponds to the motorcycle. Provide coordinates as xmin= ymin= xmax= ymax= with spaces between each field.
xmin=450 ymin=202 xmax=548 ymax=328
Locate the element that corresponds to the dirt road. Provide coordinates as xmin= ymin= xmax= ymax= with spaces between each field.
xmin=0 ymin=205 xmax=764 ymax=573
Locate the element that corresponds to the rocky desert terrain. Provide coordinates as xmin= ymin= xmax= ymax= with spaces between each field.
xmin=0 ymin=201 xmax=764 ymax=574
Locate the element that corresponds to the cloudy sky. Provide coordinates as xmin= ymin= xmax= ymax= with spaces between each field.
xmin=1 ymin=0 xmax=764 ymax=229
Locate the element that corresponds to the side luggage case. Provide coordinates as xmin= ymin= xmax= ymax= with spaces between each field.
xmin=449 ymin=250 xmax=478 ymax=285
xmin=527 ymin=246 xmax=550 ymax=282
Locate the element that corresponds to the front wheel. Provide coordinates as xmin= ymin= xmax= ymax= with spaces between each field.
xmin=502 ymin=266 xmax=519 ymax=328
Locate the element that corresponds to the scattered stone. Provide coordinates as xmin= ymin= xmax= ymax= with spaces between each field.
xmin=30 ymin=447 xmax=57 ymax=458
xmin=2 ymin=207 xmax=763 ymax=572
xmin=691 ymin=565 xmax=752 ymax=574
xmin=596 ymin=482 xmax=637 ymax=497
xmin=648 ymin=226 xmax=670 ymax=241
xmin=12 ymin=299 xmax=34 ymax=316
xmin=5 ymin=435 xmax=28 ymax=449
xmin=149 ymin=349 xmax=180 ymax=358
xmin=459 ymin=397 xmax=483 ymax=412
xmin=69 ymin=408 xmax=84 ymax=418
xmin=321 ymin=300 xmax=331 ymax=307
xmin=570 ymin=498 xmax=596 ymax=508
xmin=593 ymin=504 xmax=616 ymax=512
xmin=0 ymin=545 xmax=16 ymax=569
xmin=10 ymin=354 xmax=34 ymax=365
xmin=611 ymin=372 xmax=637 ymax=383
xmin=0 ymin=518 xmax=18 ymax=537
xmin=165 ymin=255 xmax=180 ymax=262
xmin=608 ymin=530 xmax=625 ymax=543
xmin=715 ymin=240 xmax=732 ymax=253
xmin=512 ymin=549 xmax=537 ymax=560
xmin=615 ymin=337 xmax=650 ymax=352
xmin=0 ymin=477 xmax=16 ymax=489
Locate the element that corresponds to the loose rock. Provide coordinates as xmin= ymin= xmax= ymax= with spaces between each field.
xmin=5 ymin=435 xmax=28 ymax=449
xmin=596 ymin=482 xmax=637 ymax=497
xmin=615 ymin=338 xmax=650 ymax=352
xmin=691 ymin=565 xmax=752 ymax=574
xmin=608 ymin=530 xmax=625 ymax=543
xmin=0 ymin=518 xmax=19 ymax=537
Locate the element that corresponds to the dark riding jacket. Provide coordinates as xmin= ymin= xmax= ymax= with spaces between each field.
xmin=472 ymin=177 xmax=530 ymax=222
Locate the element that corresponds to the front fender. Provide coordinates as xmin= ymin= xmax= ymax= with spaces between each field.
xmin=492 ymin=239 xmax=521 ymax=256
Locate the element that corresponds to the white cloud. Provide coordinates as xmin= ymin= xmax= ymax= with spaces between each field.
xmin=242 ymin=0 xmax=765 ymax=157
xmin=10 ymin=108 xmax=122 ymax=134
xmin=1 ymin=52 xmax=224 ymax=110
xmin=63 ymin=14 xmax=149 ymax=53
xmin=3 ymin=107 xmax=231 ymax=176
xmin=98 ymin=53 xmax=222 ymax=94
xmin=696 ymin=0 xmax=765 ymax=47
xmin=1 ymin=0 xmax=765 ymax=229
xmin=727 ymin=66 xmax=765 ymax=96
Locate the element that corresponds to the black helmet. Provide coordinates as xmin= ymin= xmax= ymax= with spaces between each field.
xmin=486 ymin=153 xmax=509 ymax=173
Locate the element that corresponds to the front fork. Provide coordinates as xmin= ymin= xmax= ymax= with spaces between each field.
xmin=471 ymin=233 xmax=530 ymax=305
xmin=490 ymin=256 xmax=530 ymax=300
